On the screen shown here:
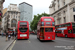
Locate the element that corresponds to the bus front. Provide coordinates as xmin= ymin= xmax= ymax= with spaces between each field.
xmin=72 ymin=23 xmax=75 ymax=37
xmin=17 ymin=21 xmax=29 ymax=39
xmin=40 ymin=17 xmax=55 ymax=40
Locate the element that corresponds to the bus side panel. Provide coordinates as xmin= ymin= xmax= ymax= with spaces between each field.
xmin=73 ymin=34 xmax=75 ymax=37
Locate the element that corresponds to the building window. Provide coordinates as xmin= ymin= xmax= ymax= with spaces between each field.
xmin=58 ymin=19 xmax=61 ymax=24
xmin=11 ymin=19 xmax=17 ymax=27
xmin=63 ymin=11 xmax=65 ymax=13
xmin=63 ymin=11 xmax=65 ymax=15
xmin=63 ymin=2 xmax=65 ymax=5
xmin=58 ymin=13 xmax=61 ymax=16
xmin=11 ymin=19 xmax=16 ymax=23
xmin=57 ymin=17 xmax=61 ymax=24
xmin=64 ymin=17 xmax=66 ymax=23
xmin=73 ymin=8 xmax=75 ymax=12
xmin=11 ymin=12 xmax=13 ymax=14
xmin=63 ymin=0 xmax=65 ymax=5
xmin=16 ymin=12 xmax=18 ymax=15
xmin=74 ymin=15 xmax=75 ymax=21
xmin=16 ymin=16 xmax=17 ymax=18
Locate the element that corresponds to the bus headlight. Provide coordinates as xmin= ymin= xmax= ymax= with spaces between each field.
xmin=18 ymin=31 xmax=19 ymax=33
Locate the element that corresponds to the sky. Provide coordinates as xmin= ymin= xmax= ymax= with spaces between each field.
xmin=3 ymin=0 xmax=53 ymax=15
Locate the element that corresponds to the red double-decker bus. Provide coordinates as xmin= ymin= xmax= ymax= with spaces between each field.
xmin=17 ymin=21 xmax=29 ymax=39
xmin=37 ymin=17 xmax=55 ymax=40
xmin=55 ymin=22 xmax=75 ymax=38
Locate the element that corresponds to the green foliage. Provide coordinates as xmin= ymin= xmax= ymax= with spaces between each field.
xmin=30 ymin=12 xmax=50 ymax=31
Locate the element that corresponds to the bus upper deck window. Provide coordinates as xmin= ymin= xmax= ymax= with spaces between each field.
xmin=52 ymin=22 xmax=55 ymax=26
xmin=59 ymin=25 xmax=61 ymax=27
xmin=67 ymin=23 xmax=71 ymax=26
xmin=72 ymin=23 xmax=75 ymax=26
xmin=41 ymin=22 xmax=44 ymax=26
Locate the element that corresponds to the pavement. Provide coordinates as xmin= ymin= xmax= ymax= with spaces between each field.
xmin=0 ymin=36 xmax=15 ymax=50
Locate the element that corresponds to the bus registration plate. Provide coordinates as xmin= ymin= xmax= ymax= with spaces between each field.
xmin=20 ymin=34 xmax=27 ymax=37
xmin=48 ymin=37 xmax=50 ymax=39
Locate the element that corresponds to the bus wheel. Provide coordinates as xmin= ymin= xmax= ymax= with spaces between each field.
xmin=65 ymin=35 xmax=67 ymax=38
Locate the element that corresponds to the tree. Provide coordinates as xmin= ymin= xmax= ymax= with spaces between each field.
xmin=30 ymin=12 xmax=50 ymax=31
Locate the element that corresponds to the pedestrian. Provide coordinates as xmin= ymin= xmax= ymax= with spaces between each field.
xmin=6 ymin=31 xmax=8 ymax=41
xmin=12 ymin=31 xmax=14 ymax=39
xmin=11 ymin=32 xmax=12 ymax=39
xmin=14 ymin=32 xmax=17 ymax=38
xmin=2 ymin=32 xmax=4 ymax=37
xmin=8 ymin=33 xmax=11 ymax=40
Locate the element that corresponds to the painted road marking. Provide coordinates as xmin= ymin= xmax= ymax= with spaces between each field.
xmin=10 ymin=40 xmax=16 ymax=50
xmin=56 ymin=38 xmax=75 ymax=43
xmin=28 ymin=40 xmax=31 ymax=43
xmin=24 ymin=40 xmax=31 ymax=43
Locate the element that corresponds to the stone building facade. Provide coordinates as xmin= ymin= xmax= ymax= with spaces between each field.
xmin=0 ymin=0 xmax=5 ymax=12
xmin=3 ymin=4 xmax=20 ymax=32
xmin=2 ymin=8 xmax=7 ymax=33
xmin=49 ymin=0 xmax=75 ymax=25
xmin=0 ymin=0 xmax=5 ymax=34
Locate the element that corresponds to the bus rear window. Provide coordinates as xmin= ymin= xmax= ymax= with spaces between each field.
xmin=19 ymin=28 xmax=28 ymax=32
xmin=45 ymin=28 xmax=53 ymax=32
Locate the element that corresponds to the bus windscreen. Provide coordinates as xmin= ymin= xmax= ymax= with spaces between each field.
xmin=72 ymin=23 xmax=75 ymax=34
xmin=19 ymin=28 xmax=28 ymax=32
xmin=45 ymin=28 xmax=53 ymax=32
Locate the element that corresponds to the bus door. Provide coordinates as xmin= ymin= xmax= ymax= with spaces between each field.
xmin=40 ymin=28 xmax=44 ymax=40
xmin=44 ymin=27 xmax=55 ymax=40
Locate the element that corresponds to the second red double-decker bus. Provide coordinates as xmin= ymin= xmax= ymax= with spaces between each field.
xmin=17 ymin=21 xmax=29 ymax=39
xmin=55 ymin=22 xmax=75 ymax=38
xmin=37 ymin=17 xmax=55 ymax=40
